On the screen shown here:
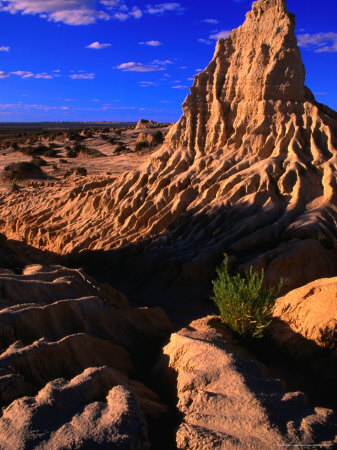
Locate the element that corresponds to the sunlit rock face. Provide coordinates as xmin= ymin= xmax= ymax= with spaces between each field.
xmin=1 ymin=0 xmax=337 ymax=303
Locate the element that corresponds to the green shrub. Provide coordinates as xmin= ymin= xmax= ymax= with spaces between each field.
xmin=211 ymin=257 xmax=282 ymax=339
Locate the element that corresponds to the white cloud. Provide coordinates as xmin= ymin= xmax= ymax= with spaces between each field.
xmin=130 ymin=7 xmax=142 ymax=18
xmin=146 ymin=3 xmax=183 ymax=14
xmin=139 ymin=81 xmax=158 ymax=87
xmin=11 ymin=70 xmax=55 ymax=79
xmin=70 ymin=72 xmax=95 ymax=79
xmin=86 ymin=41 xmax=111 ymax=49
xmin=297 ymin=32 xmax=337 ymax=53
xmin=202 ymin=19 xmax=219 ymax=24
xmin=198 ymin=38 xmax=211 ymax=45
xmin=209 ymin=30 xmax=231 ymax=40
xmin=152 ymin=59 xmax=173 ymax=65
xmin=0 ymin=71 xmax=9 ymax=78
xmin=114 ymin=11 xmax=128 ymax=20
xmin=11 ymin=70 xmax=34 ymax=78
xmin=172 ymin=85 xmax=187 ymax=89
xmin=35 ymin=73 xmax=53 ymax=79
xmin=0 ymin=0 xmax=183 ymax=24
xmin=0 ymin=46 xmax=10 ymax=51
xmin=139 ymin=40 xmax=162 ymax=47
xmin=0 ymin=0 xmax=110 ymax=25
xmin=116 ymin=62 xmax=164 ymax=72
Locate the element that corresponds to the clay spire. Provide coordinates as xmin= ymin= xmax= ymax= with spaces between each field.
xmin=166 ymin=0 xmax=308 ymax=153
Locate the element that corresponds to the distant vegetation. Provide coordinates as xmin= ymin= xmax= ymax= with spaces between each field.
xmin=65 ymin=166 xmax=88 ymax=177
xmin=3 ymin=162 xmax=45 ymax=180
xmin=135 ymin=141 xmax=149 ymax=151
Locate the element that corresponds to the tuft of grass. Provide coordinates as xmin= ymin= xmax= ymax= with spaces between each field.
xmin=211 ymin=256 xmax=282 ymax=339
xmin=10 ymin=182 xmax=20 ymax=192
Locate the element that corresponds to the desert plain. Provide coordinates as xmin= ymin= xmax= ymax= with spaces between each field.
xmin=0 ymin=0 xmax=336 ymax=448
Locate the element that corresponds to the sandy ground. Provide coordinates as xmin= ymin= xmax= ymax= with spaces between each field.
xmin=0 ymin=125 xmax=169 ymax=193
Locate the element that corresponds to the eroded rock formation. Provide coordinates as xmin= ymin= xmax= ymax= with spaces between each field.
xmin=1 ymin=0 xmax=337 ymax=300
xmin=156 ymin=316 xmax=337 ymax=449
xmin=0 ymin=265 xmax=172 ymax=447
xmin=271 ymin=277 xmax=337 ymax=392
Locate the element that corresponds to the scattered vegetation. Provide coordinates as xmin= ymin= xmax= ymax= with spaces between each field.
xmin=31 ymin=156 xmax=47 ymax=167
xmin=10 ymin=182 xmax=21 ymax=192
xmin=115 ymin=144 xmax=127 ymax=153
xmin=66 ymin=132 xmax=83 ymax=141
xmin=3 ymin=162 xmax=45 ymax=180
xmin=152 ymin=130 xmax=164 ymax=145
xmin=135 ymin=141 xmax=149 ymax=151
xmin=64 ymin=166 xmax=88 ymax=177
xmin=212 ymin=257 xmax=282 ymax=339
xmin=44 ymin=148 xmax=57 ymax=157
xmin=66 ymin=148 xmax=79 ymax=158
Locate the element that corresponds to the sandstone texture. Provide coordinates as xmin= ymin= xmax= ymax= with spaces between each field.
xmin=273 ymin=277 xmax=337 ymax=348
xmin=0 ymin=0 xmax=336 ymax=305
xmin=0 ymin=264 xmax=172 ymax=448
xmin=271 ymin=277 xmax=337 ymax=388
xmin=158 ymin=316 xmax=337 ymax=449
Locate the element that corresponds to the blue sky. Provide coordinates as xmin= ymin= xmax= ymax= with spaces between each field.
xmin=0 ymin=0 xmax=336 ymax=122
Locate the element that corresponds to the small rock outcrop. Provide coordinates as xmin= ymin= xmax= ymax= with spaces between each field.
xmin=273 ymin=277 xmax=337 ymax=349
xmin=0 ymin=265 xmax=172 ymax=447
xmin=157 ymin=316 xmax=337 ymax=449
xmin=135 ymin=119 xmax=157 ymax=130
xmin=271 ymin=277 xmax=337 ymax=389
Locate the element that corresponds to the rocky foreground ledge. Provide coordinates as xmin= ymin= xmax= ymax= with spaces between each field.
xmin=0 ymin=265 xmax=172 ymax=448
xmin=157 ymin=316 xmax=337 ymax=449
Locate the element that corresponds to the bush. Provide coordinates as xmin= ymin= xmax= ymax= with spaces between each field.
xmin=115 ymin=144 xmax=126 ymax=153
xmin=10 ymin=182 xmax=21 ymax=192
xmin=75 ymin=166 xmax=87 ymax=176
xmin=211 ymin=257 xmax=282 ymax=339
xmin=44 ymin=149 xmax=57 ymax=157
xmin=3 ymin=162 xmax=44 ymax=180
xmin=35 ymin=144 xmax=49 ymax=154
xmin=135 ymin=141 xmax=149 ymax=151
xmin=66 ymin=148 xmax=78 ymax=158
xmin=152 ymin=130 xmax=164 ymax=145
xmin=31 ymin=156 xmax=47 ymax=167
xmin=64 ymin=166 xmax=87 ymax=177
